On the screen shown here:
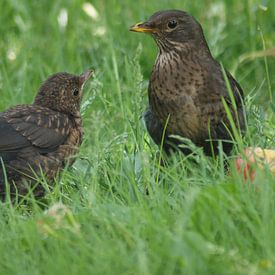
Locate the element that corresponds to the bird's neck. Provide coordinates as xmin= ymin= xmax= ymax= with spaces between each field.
xmin=157 ymin=40 xmax=212 ymax=60
xmin=34 ymin=95 xmax=80 ymax=119
xmin=33 ymin=97 xmax=60 ymax=114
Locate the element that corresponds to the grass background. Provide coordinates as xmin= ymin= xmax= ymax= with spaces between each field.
xmin=0 ymin=0 xmax=275 ymax=274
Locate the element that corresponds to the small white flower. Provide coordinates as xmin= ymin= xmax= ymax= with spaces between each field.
xmin=7 ymin=49 xmax=16 ymax=61
xmin=258 ymin=4 xmax=268 ymax=11
xmin=94 ymin=26 xmax=106 ymax=36
xmin=57 ymin=8 xmax=68 ymax=30
xmin=82 ymin=2 xmax=99 ymax=20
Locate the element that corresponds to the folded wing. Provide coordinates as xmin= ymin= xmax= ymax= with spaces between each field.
xmin=0 ymin=105 xmax=72 ymax=160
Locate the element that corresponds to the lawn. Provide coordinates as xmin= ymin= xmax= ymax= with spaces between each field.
xmin=0 ymin=0 xmax=275 ymax=274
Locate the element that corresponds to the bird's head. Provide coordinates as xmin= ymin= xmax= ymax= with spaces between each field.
xmin=130 ymin=10 xmax=207 ymax=52
xmin=34 ymin=69 xmax=93 ymax=117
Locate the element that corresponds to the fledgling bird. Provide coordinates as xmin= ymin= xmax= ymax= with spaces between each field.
xmin=130 ymin=10 xmax=246 ymax=156
xmin=0 ymin=69 xmax=93 ymax=199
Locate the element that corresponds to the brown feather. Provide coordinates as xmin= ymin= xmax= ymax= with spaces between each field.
xmin=0 ymin=70 xmax=92 ymax=200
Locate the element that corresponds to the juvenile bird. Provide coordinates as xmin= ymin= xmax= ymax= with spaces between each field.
xmin=0 ymin=69 xmax=93 ymax=200
xmin=130 ymin=10 xmax=246 ymax=156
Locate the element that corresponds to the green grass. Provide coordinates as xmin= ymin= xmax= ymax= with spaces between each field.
xmin=0 ymin=0 xmax=275 ymax=274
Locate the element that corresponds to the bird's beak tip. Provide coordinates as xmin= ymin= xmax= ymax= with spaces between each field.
xmin=80 ymin=69 xmax=94 ymax=85
xmin=129 ymin=22 xmax=154 ymax=33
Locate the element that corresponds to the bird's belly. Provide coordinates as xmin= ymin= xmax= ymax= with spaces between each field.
xmin=47 ymin=127 xmax=83 ymax=168
xmin=150 ymin=90 xmax=202 ymax=141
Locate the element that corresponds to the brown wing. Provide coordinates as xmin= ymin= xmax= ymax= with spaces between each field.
xmin=201 ymin=65 xmax=245 ymax=124
xmin=224 ymin=70 xmax=245 ymax=110
xmin=196 ymin=66 xmax=246 ymax=155
xmin=1 ymin=105 xmax=71 ymax=153
xmin=214 ymin=69 xmax=246 ymax=151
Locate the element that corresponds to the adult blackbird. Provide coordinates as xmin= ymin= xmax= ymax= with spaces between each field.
xmin=130 ymin=10 xmax=246 ymax=156
xmin=0 ymin=69 xmax=92 ymax=199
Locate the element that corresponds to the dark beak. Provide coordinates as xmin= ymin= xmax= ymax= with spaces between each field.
xmin=129 ymin=21 xmax=156 ymax=33
xmin=79 ymin=69 xmax=93 ymax=86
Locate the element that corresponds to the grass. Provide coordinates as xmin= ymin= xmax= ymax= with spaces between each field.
xmin=0 ymin=0 xmax=275 ymax=274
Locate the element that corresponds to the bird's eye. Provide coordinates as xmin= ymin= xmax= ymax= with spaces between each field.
xmin=73 ymin=89 xmax=79 ymax=96
xmin=168 ymin=20 xmax=177 ymax=29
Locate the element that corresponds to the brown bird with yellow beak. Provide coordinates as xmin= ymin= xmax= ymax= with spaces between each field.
xmin=130 ymin=10 xmax=246 ymax=156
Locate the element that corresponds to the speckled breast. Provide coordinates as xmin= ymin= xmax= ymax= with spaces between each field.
xmin=48 ymin=117 xmax=83 ymax=169
xmin=149 ymin=51 xmax=202 ymax=140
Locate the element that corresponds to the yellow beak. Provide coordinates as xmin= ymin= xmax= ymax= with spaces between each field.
xmin=129 ymin=22 xmax=155 ymax=33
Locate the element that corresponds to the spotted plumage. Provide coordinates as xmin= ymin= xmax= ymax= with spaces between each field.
xmin=130 ymin=10 xmax=246 ymax=155
xmin=0 ymin=70 xmax=92 ymax=199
